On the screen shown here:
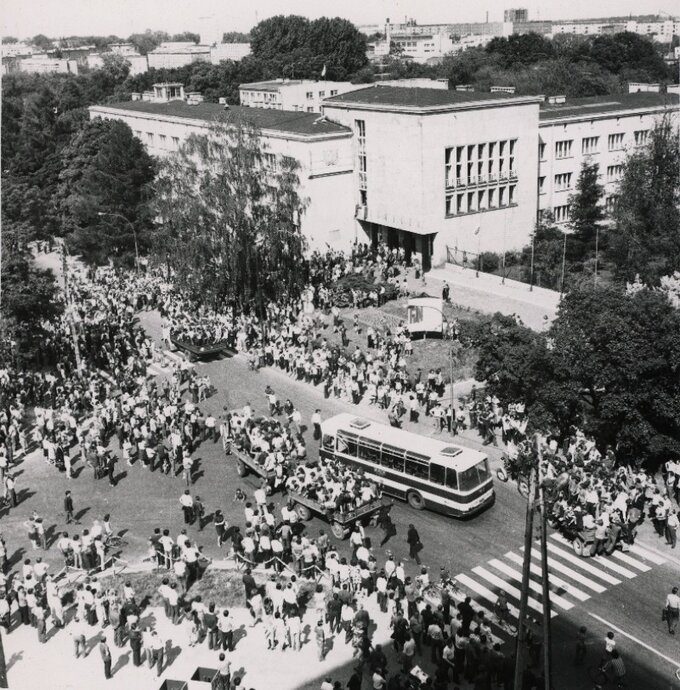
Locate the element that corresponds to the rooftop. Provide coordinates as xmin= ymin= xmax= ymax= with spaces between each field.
xmin=239 ymin=79 xmax=307 ymax=91
xmin=92 ymin=100 xmax=351 ymax=137
xmin=324 ymin=85 xmax=539 ymax=111
xmin=539 ymin=92 xmax=680 ymax=121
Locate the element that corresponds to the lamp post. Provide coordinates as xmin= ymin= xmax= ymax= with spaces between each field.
xmin=97 ymin=212 xmax=140 ymax=273
xmin=474 ymin=225 xmax=481 ymax=278
xmin=559 ymin=230 xmax=567 ymax=297
xmin=529 ymin=232 xmax=535 ymax=292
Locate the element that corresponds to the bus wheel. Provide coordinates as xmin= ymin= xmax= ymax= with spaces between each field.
xmin=496 ymin=468 xmax=508 ymax=482
xmin=295 ymin=504 xmax=312 ymax=521
xmin=518 ymin=479 xmax=530 ymax=497
xmin=331 ymin=522 xmax=346 ymax=540
xmin=236 ymin=460 xmax=247 ymax=477
xmin=407 ymin=491 xmax=425 ymax=510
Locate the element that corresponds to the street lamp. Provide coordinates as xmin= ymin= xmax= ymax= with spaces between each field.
xmin=529 ymin=232 xmax=535 ymax=292
xmin=97 ymin=212 xmax=140 ymax=273
xmin=559 ymin=230 xmax=567 ymax=297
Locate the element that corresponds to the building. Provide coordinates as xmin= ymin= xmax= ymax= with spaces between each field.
xmin=550 ymin=19 xmax=626 ymax=37
xmin=17 ymin=55 xmax=79 ymax=75
xmin=1 ymin=42 xmax=34 ymax=57
xmin=376 ymin=78 xmax=449 ymax=90
xmin=323 ymin=86 xmax=543 ymax=269
xmin=89 ymin=96 xmax=356 ymax=252
xmin=147 ymin=42 xmax=211 ymax=69
xmin=86 ymin=45 xmax=149 ymax=75
xmin=537 ymin=92 xmax=679 ymax=222
xmin=389 ymin=32 xmax=457 ymax=64
xmin=239 ymin=80 xmax=366 ymax=113
xmin=504 ymin=8 xmax=529 ymax=23
xmin=210 ymin=43 xmax=251 ymax=63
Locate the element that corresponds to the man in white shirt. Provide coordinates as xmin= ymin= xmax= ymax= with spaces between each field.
xmin=179 ymin=490 xmax=194 ymax=524
xmin=665 ymin=586 xmax=680 ymax=634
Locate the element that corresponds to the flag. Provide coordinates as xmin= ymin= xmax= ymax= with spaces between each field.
xmin=321 ymin=64 xmax=327 ymax=78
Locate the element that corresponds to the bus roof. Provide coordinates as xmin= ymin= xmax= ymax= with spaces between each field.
xmin=320 ymin=413 xmax=488 ymax=470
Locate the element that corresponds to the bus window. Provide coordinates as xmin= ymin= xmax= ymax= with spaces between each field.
xmin=381 ymin=445 xmax=405 ymax=472
xmin=322 ymin=435 xmax=335 ymax=451
xmin=458 ymin=459 xmax=491 ymax=491
xmin=337 ymin=431 xmax=358 ymax=457
xmin=429 ymin=463 xmax=446 ymax=485
xmin=405 ymin=454 xmax=429 ymax=480
xmin=446 ymin=468 xmax=458 ymax=490
xmin=358 ymin=438 xmax=381 ymax=464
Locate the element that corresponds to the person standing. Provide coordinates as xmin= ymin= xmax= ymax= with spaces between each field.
xmin=150 ymin=630 xmax=165 ymax=676
xmin=179 ymin=490 xmax=194 ymax=525
xmin=315 ymin=619 xmax=326 ymax=661
xmin=665 ymin=586 xmax=680 ymax=635
xmin=406 ymin=523 xmax=422 ymax=565
xmin=64 ymin=491 xmax=74 ymax=524
xmin=665 ymin=510 xmax=678 ymax=548
xmin=99 ymin=636 xmax=112 ymax=679
xmin=128 ymin=622 xmax=143 ymax=666
xmin=311 ymin=410 xmax=322 ymax=442
xmin=574 ymin=626 xmax=588 ymax=665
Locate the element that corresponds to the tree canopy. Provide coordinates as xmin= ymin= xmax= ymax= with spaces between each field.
xmin=568 ymin=160 xmax=605 ymax=261
xmin=56 ymin=118 xmax=155 ymax=264
xmin=152 ymin=114 xmax=308 ymax=310
xmin=473 ymin=284 xmax=680 ymax=468
xmin=606 ymin=117 xmax=680 ymax=284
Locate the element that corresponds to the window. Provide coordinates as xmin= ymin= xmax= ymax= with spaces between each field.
xmin=446 ymin=193 xmax=454 ymax=216
xmin=336 ymin=431 xmax=358 ymax=457
xmin=582 ymin=136 xmax=599 ymax=154
xmin=634 ymin=130 xmax=649 ymax=146
xmin=539 ymin=176 xmax=546 ymax=194
xmin=445 ymin=468 xmax=458 ymax=490
xmin=554 ymin=204 xmax=571 ymax=223
xmin=429 ymin=463 xmax=446 ymax=485
xmin=477 ymin=189 xmax=486 ymax=211
xmin=554 ymin=173 xmax=572 ymax=191
xmin=608 ymin=133 xmax=624 ymax=151
xmin=357 ymin=438 xmax=380 ymax=463
xmin=488 ymin=187 xmax=496 ymax=208
xmin=467 ymin=191 xmax=476 ymax=213
xmin=263 ymin=153 xmax=278 ymax=171
xmin=509 ymin=184 xmax=516 ymax=205
xmin=456 ymin=193 xmax=465 ymax=214
xmin=318 ymin=91 xmax=325 ymax=97
xmin=330 ymin=89 xmax=338 ymax=96
xmin=499 ymin=186 xmax=506 ymax=207
xmin=158 ymin=134 xmax=167 ymax=147
xmin=147 ymin=132 xmax=154 ymax=144
xmin=306 ymin=91 xmax=313 ymax=99
xmin=134 ymin=130 xmax=142 ymax=139
xmin=538 ymin=142 xmax=546 ymax=160
xmin=458 ymin=459 xmax=491 ymax=492
xmin=606 ymin=165 xmax=623 ymax=182
xmin=405 ymin=452 xmax=429 ymax=480
xmin=605 ymin=195 xmax=619 ymax=213
xmin=306 ymin=106 xmax=314 ymax=112
xmin=555 ymin=140 xmax=573 ymax=159
xmin=382 ymin=445 xmax=406 ymax=473
xmin=171 ymin=136 xmax=179 ymax=148
xmin=356 ymin=119 xmax=367 ymax=196
xmin=445 ymin=148 xmax=454 ymax=187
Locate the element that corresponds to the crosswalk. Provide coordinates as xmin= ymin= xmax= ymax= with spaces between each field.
xmin=449 ymin=532 xmax=666 ymax=642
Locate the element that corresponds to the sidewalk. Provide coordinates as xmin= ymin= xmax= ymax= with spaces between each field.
xmin=416 ymin=264 xmax=559 ymax=331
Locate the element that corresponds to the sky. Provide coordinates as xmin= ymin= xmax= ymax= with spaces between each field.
xmin=1 ymin=0 xmax=676 ymax=40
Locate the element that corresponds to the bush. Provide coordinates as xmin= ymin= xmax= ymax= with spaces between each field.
xmin=479 ymin=252 xmax=500 ymax=273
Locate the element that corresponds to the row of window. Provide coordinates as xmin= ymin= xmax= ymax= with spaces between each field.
xmin=541 ymin=130 xmax=647 ymax=160
xmin=305 ymin=89 xmax=338 ymax=99
xmin=539 ymin=164 xmax=624 ymax=194
xmin=446 ymin=184 xmax=516 ymax=216
xmin=445 ymin=140 xmax=517 ymax=189
xmin=135 ymin=130 xmax=180 ymax=149
xmin=550 ymin=195 xmax=619 ymax=223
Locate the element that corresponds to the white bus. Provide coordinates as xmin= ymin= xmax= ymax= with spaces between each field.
xmin=320 ymin=413 xmax=494 ymax=518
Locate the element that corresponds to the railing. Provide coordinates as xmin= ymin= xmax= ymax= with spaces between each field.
xmin=488 ymin=172 xmax=497 ymax=183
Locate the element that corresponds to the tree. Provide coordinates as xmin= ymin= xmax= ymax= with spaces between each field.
xmin=485 ymin=33 xmax=555 ymax=68
xmin=222 ymin=32 xmax=251 ymax=43
xmin=568 ymin=160 xmax=605 ymax=261
xmin=152 ymin=113 xmax=308 ymax=310
xmin=127 ymin=30 xmax=169 ymax=55
xmin=588 ymin=32 xmax=670 ymax=81
xmin=606 ymin=117 xmax=680 ymax=283
xmin=32 ymin=34 xmax=53 ymax=50
xmin=0 ymin=226 xmax=62 ymax=365
xmin=171 ymin=32 xmax=200 ymax=44
xmin=56 ymin=118 xmax=155 ymax=264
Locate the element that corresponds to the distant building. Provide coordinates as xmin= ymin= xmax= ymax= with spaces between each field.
xmin=1 ymin=42 xmax=34 ymax=57
xmin=86 ymin=44 xmax=148 ymax=75
xmin=109 ymin=43 xmax=142 ymax=57
xmin=210 ymin=43 xmax=251 ymax=63
xmin=504 ymin=8 xmax=529 ymax=23
xmin=376 ymin=78 xmax=449 ymax=89
xmin=147 ymin=42 xmax=210 ymax=69
xmin=18 ymin=55 xmax=79 ymax=75
xmin=239 ymin=79 xmax=366 ymax=113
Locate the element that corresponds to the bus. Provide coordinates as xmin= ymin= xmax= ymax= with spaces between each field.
xmin=320 ymin=413 xmax=494 ymax=518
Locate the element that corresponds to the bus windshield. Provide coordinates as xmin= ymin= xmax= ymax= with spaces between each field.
xmin=457 ymin=459 xmax=491 ymax=492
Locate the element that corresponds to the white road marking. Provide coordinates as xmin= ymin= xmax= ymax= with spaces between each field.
xmin=528 ymin=547 xmax=607 ymax=594
xmin=546 ymin=543 xmax=621 ymax=585
xmin=472 ymin=566 xmax=550 ymax=616
xmin=506 ymin=551 xmax=590 ymax=602
xmin=612 ymin=551 xmax=651 ymax=572
xmin=489 ymin=558 xmax=574 ymax=610
xmin=627 ymin=543 xmax=669 ymax=566
xmin=455 ymin=573 xmax=520 ymax=620
xmin=550 ymin=534 xmax=637 ymax=577
xmin=588 ymin=612 xmax=680 ymax=670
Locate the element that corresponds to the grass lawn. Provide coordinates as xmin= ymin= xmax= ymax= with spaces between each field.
xmin=318 ymin=297 xmax=485 ymax=383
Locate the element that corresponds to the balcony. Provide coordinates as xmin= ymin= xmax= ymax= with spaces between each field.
xmin=509 ymin=170 xmax=517 ymax=179
xmin=499 ymin=171 xmax=509 ymax=181
xmin=456 ymin=178 xmax=466 ymax=188
xmin=477 ymin=174 xmax=487 ymax=184
xmin=488 ymin=172 xmax=497 ymax=183
xmin=355 ymin=204 xmax=367 ymax=220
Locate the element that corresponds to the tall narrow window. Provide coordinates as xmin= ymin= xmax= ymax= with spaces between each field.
xmin=356 ymin=120 xmax=367 ymax=202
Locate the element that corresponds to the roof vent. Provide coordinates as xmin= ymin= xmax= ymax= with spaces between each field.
xmin=218 ymin=97 xmax=227 ymax=105
xmin=455 ymin=84 xmax=474 ymax=92
xmin=349 ymin=418 xmax=371 ymax=430
xmin=441 ymin=446 xmax=463 ymax=457
xmin=546 ymin=94 xmax=566 ymax=104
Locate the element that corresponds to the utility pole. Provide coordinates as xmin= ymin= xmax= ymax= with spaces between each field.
xmin=513 ymin=437 xmax=540 ymax=690
xmin=537 ymin=441 xmax=553 ymax=690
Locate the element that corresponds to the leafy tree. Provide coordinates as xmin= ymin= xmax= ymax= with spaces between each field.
xmin=568 ymin=160 xmax=605 ymax=261
xmin=0 ymin=226 xmax=62 ymax=365
xmin=606 ymin=117 xmax=680 ymax=283
xmin=171 ymin=32 xmax=200 ymax=44
xmin=222 ymin=32 xmax=251 ymax=43
xmin=127 ymin=30 xmax=169 ymax=55
xmin=2 ymin=36 xmax=18 ymax=43
xmin=485 ymin=33 xmax=555 ymax=68
xmin=56 ymin=118 xmax=155 ymax=264
xmin=152 ymin=114 xmax=308 ymax=311
xmin=519 ymin=213 xmax=567 ymax=291
xmin=32 ymin=34 xmax=54 ymax=50
xmin=588 ymin=32 xmax=670 ymax=81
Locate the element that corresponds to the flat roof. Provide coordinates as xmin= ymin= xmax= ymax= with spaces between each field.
xmin=240 ymin=80 xmax=305 ymax=91
xmin=321 ymin=412 xmax=487 ymax=470
xmin=93 ymin=100 xmax=351 ymax=137
xmin=324 ymin=85 xmax=541 ymax=112
xmin=539 ymin=92 xmax=680 ymax=122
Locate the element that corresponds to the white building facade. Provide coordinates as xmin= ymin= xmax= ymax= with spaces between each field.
xmin=538 ymin=93 xmax=679 ymax=223
xmin=239 ymin=80 xmax=366 ymax=113
xmin=89 ymin=100 xmax=356 ymax=252
xmin=147 ymin=42 xmax=211 ymax=69
xmin=210 ymin=43 xmax=251 ymax=63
